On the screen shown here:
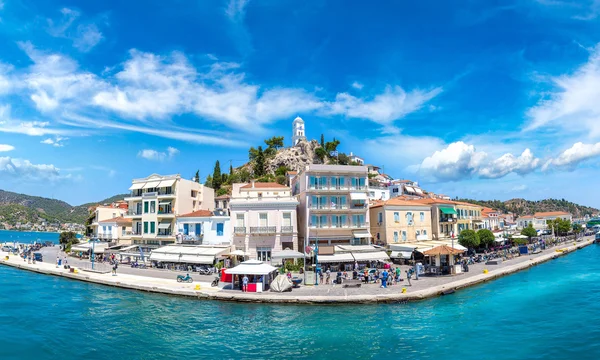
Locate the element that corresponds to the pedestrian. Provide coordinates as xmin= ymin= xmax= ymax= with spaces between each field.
xmin=406 ymin=269 xmax=412 ymax=286
xmin=325 ymin=268 xmax=331 ymax=284
xmin=56 ymin=256 xmax=60 ymax=268
xmin=381 ymin=269 xmax=388 ymax=288
xmin=112 ymin=262 xmax=118 ymax=276
xmin=319 ymin=270 xmax=324 ymax=284
xmin=354 ymin=261 xmax=359 ymax=271
xmin=63 ymin=257 xmax=68 ymax=268
xmin=395 ymin=266 xmax=402 ymax=282
xmin=242 ymin=275 xmax=249 ymax=292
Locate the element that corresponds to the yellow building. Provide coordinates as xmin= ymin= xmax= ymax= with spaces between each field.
xmin=369 ymin=198 xmax=433 ymax=245
xmin=454 ymin=201 xmax=484 ymax=232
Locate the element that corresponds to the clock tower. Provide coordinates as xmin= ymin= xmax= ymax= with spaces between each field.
xmin=292 ymin=116 xmax=306 ymax=146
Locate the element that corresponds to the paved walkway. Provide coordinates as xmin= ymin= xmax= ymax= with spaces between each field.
xmin=1 ymin=236 xmax=593 ymax=303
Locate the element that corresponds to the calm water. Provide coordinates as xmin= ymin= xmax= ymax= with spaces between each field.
xmin=0 ymin=230 xmax=61 ymax=244
xmin=1 ymin=244 xmax=599 ymax=359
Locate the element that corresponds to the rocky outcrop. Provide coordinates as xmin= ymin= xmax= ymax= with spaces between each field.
xmin=265 ymin=139 xmax=323 ymax=174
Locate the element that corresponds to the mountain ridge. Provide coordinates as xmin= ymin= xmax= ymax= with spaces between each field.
xmin=456 ymin=197 xmax=598 ymax=218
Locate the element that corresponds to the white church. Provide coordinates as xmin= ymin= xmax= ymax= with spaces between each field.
xmin=292 ymin=116 xmax=306 ymax=146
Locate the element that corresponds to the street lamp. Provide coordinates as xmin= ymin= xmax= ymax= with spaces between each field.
xmin=315 ymin=231 xmax=319 ymax=285
xmin=91 ymin=238 xmax=95 ymax=270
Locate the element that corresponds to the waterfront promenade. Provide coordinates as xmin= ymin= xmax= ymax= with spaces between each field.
xmin=0 ymin=236 xmax=594 ymax=304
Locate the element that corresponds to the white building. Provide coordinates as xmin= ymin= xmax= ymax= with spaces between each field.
xmin=123 ymin=174 xmax=215 ymax=250
xmin=292 ymin=116 xmax=306 ymax=146
xmin=230 ymin=181 xmax=299 ymax=260
xmin=368 ymin=187 xmax=390 ymax=201
xmin=90 ymin=204 xmax=127 ymax=240
xmin=348 ymin=152 xmax=364 ymax=165
xmin=292 ymin=164 xmax=371 ymax=248
xmin=175 ymin=209 xmax=231 ymax=245
xmin=97 ymin=217 xmax=132 ymax=242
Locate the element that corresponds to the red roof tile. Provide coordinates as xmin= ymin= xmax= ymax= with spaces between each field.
xmin=178 ymin=210 xmax=213 ymax=218
xmin=99 ymin=216 xmax=132 ymax=225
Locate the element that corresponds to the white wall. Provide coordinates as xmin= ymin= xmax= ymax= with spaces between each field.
xmin=176 ymin=216 xmax=231 ymax=245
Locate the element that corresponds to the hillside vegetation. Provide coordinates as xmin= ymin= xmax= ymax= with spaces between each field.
xmin=0 ymin=190 xmax=129 ymax=225
xmin=457 ymin=198 xmax=598 ymax=218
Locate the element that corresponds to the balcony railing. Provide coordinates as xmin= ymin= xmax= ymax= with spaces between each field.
xmin=143 ymin=192 xmax=157 ymax=197
xmin=281 ymin=226 xmax=294 ymax=233
xmin=250 ymin=226 xmax=277 ymax=234
xmin=234 ymin=227 xmax=247 ymax=234
xmin=158 ymin=210 xmax=173 ymax=215
xmin=127 ymin=210 xmax=142 ymax=216
xmin=310 ymin=205 xmax=349 ymax=210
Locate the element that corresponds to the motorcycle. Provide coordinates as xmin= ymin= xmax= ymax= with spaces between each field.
xmin=211 ymin=277 xmax=220 ymax=287
xmin=177 ymin=274 xmax=193 ymax=283
xmin=198 ymin=267 xmax=212 ymax=275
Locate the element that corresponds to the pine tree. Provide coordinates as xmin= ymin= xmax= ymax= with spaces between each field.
xmin=320 ymin=134 xmax=324 ymax=148
xmin=254 ymin=146 xmax=265 ymax=177
xmin=212 ymin=161 xmax=222 ymax=190
xmin=194 ymin=170 xmax=200 ymax=183
xmin=229 ymin=163 xmax=233 ymax=175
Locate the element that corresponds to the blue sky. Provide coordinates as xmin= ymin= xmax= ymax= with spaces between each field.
xmin=1 ymin=0 xmax=600 ymax=207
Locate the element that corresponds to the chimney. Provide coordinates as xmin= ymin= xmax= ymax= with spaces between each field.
xmin=251 ymin=180 xmax=255 ymax=188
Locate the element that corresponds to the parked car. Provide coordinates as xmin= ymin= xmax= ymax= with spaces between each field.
xmin=33 ymin=252 xmax=43 ymax=262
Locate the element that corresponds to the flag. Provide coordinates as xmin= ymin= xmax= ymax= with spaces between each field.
xmin=331 ymin=202 xmax=336 ymax=209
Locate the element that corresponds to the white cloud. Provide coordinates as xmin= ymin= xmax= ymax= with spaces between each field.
xmin=137 ymin=147 xmax=179 ymax=161
xmin=511 ymin=184 xmax=528 ymax=192
xmin=351 ymin=81 xmax=363 ymax=90
xmin=525 ymin=44 xmax=600 ymax=137
xmin=0 ymin=144 xmax=14 ymax=152
xmin=226 ymin=0 xmax=249 ymax=22
xmin=46 ymin=8 xmax=103 ymax=52
xmin=542 ymin=142 xmax=600 ymax=171
xmin=418 ymin=141 xmax=541 ymax=181
xmin=0 ymin=104 xmax=68 ymax=136
xmin=0 ymin=156 xmax=71 ymax=181
xmin=325 ymin=85 xmax=442 ymax=126
xmin=40 ymin=136 xmax=67 ymax=147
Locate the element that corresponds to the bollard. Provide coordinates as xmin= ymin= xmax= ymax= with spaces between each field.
xmin=402 ymin=288 xmax=407 ymax=293
xmin=195 ymin=284 xmax=201 ymax=290
xmin=483 ymin=269 xmax=488 ymax=274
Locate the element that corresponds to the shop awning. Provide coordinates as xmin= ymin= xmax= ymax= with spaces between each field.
xmin=128 ymin=182 xmax=145 ymax=190
xmin=158 ymin=178 xmax=176 ymax=188
xmin=71 ymin=245 xmax=89 ymax=252
xmin=225 ymin=260 xmax=278 ymax=275
xmin=352 ymin=229 xmax=372 ymax=238
xmin=404 ymin=186 xmax=415 ymax=193
xmin=349 ymin=192 xmax=367 ymax=200
xmin=150 ymin=253 xmax=180 ymax=262
xmin=179 ymin=255 xmax=214 ymax=264
xmin=440 ymin=207 xmax=457 ymax=215
xmin=494 ymin=238 xmax=506 ymax=243
xmin=158 ymin=222 xmax=172 ymax=229
xmin=158 ymin=201 xmax=172 ymax=205
xmin=143 ymin=181 xmax=161 ymax=189
xmin=352 ymin=251 xmax=390 ymax=262
xmin=414 ymin=188 xmax=423 ymax=195
xmin=390 ymin=250 xmax=413 ymax=259
xmin=272 ymin=250 xmax=305 ymax=259
xmin=318 ymin=253 xmax=354 ymax=263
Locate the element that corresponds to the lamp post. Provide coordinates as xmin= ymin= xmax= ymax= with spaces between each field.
xmin=315 ymin=231 xmax=319 ymax=285
xmin=91 ymin=238 xmax=96 ymax=270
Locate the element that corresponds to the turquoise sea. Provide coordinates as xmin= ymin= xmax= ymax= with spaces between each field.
xmin=0 ymin=229 xmax=62 ymax=244
xmin=1 ymin=237 xmax=599 ymax=359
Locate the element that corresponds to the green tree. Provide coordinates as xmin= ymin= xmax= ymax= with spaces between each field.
xmin=573 ymin=223 xmax=583 ymax=234
xmin=521 ymin=224 xmax=538 ymax=240
xmin=265 ymin=136 xmax=284 ymax=150
xmin=320 ymin=134 xmax=324 ymax=148
xmin=458 ymin=229 xmax=480 ymax=249
xmin=315 ymin=147 xmax=327 ymax=163
xmin=59 ymin=231 xmax=78 ymax=245
xmin=194 ymin=170 xmax=200 ymax=183
xmin=477 ymin=229 xmax=495 ymax=249
xmin=338 ymin=153 xmax=350 ymax=165
xmin=216 ymin=188 xmax=229 ymax=196
xmin=212 ymin=161 xmax=222 ymax=190
xmin=556 ymin=219 xmax=571 ymax=235
xmin=254 ymin=146 xmax=265 ymax=177
xmin=324 ymin=139 xmax=340 ymax=153
xmin=229 ymin=163 xmax=233 ymax=175
xmin=275 ymin=175 xmax=287 ymax=185
xmin=204 ymin=174 xmax=213 ymax=188
xmin=275 ymin=165 xmax=289 ymax=176
xmin=249 ymin=147 xmax=259 ymax=161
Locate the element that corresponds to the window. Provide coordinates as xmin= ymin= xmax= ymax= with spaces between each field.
xmin=331 ymin=215 xmax=340 ymax=228
xmin=376 ymin=233 xmax=380 ymax=240
xmin=144 ymin=201 xmax=149 ymax=213
xmin=318 ymin=177 xmax=327 ymax=189
xmin=195 ymin=223 xmax=202 ymax=236
xmin=259 ymin=213 xmax=268 ymax=226
xmin=340 ymin=215 xmax=347 ymax=227
xmin=236 ymin=214 xmax=244 ymax=227
xmin=420 ymin=212 xmax=425 ymax=222
xmin=406 ymin=212 xmax=414 ymax=225
xmin=191 ymin=190 xmax=197 ymax=197
xmin=416 ymin=230 xmax=421 ymax=236
xmin=393 ymin=231 xmax=399 ymax=242
xmin=378 ymin=212 xmax=383 ymax=224
xmin=143 ymin=221 xmax=148 ymax=234
xmin=339 ymin=196 xmax=347 ymax=209
xmin=183 ymin=223 xmax=189 ymax=235
xmin=402 ymin=231 xmax=407 ymax=241
xmin=217 ymin=223 xmax=224 ymax=236
xmin=257 ymin=247 xmax=271 ymax=261
xmin=331 ymin=196 xmax=338 ymax=209
xmin=150 ymin=222 xmax=155 ymax=234
xmin=309 ymin=176 xmax=317 ymax=189
xmin=149 ymin=201 xmax=156 ymax=214
xmin=320 ymin=215 xmax=328 ymax=228
xmin=283 ymin=213 xmax=292 ymax=226
xmin=330 ymin=176 xmax=338 ymax=189
xmin=394 ymin=212 xmax=400 ymax=223
xmin=423 ymin=229 xmax=427 ymax=236
xmin=352 ymin=214 xmax=365 ymax=227
xmin=258 ymin=192 xmax=263 ymax=199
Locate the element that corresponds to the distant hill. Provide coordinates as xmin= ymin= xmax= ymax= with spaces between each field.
xmin=457 ymin=198 xmax=599 ymax=218
xmin=0 ymin=190 xmax=128 ymax=226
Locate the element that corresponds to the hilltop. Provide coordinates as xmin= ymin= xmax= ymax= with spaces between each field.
xmin=457 ymin=198 xmax=599 ymax=218
xmin=0 ymin=190 xmax=129 ymax=226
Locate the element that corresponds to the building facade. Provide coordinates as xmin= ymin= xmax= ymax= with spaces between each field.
xmin=123 ymin=174 xmax=215 ymax=250
xmin=482 ymin=208 xmax=501 ymax=230
xmin=292 ymin=116 xmax=306 ymax=146
xmin=230 ymin=182 xmax=299 ymax=261
xmin=175 ymin=210 xmax=231 ymax=245
xmin=89 ymin=204 xmax=127 ymax=239
xmin=97 ymin=217 xmax=132 ymax=242
xmin=293 ymin=164 xmax=371 ymax=249
xmin=455 ymin=202 xmax=484 ymax=232
xmin=369 ymin=198 xmax=432 ymax=245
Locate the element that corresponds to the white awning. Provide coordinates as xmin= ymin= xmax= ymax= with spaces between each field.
xmin=143 ymin=181 xmax=161 ymax=189
xmin=390 ymin=251 xmax=413 ymax=259
xmin=158 ymin=178 xmax=176 ymax=188
xmin=179 ymin=255 xmax=215 ymax=264
xmin=225 ymin=260 xmax=278 ymax=275
xmin=158 ymin=201 xmax=172 ymax=205
xmin=272 ymin=250 xmax=305 ymax=259
xmin=150 ymin=253 xmax=180 ymax=262
xmin=349 ymin=192 xmax=367 ymax=200
xmin=494 ymin=238 xmax=506 ymax=243
xmin=71 ymin=245 xmax=89 ymax=252
xmin=318 ymin=253 xmax=354 ymax=263
xmin=404 ymin=186 xmax=415 ymax=193
xmin=352 ymin=230 xmax=372 ymax=238
xmin=158 ymin=222 xmax=172 ymax=229
xmin=414 ymin=188 xmax=423 ymax=194
xmin=129 ymin=182 xmax=145 ymax=190
xmin=351 ymin=251 xmax=390 ymax=262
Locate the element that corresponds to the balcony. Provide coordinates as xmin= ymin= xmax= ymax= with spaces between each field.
xmin=250 ymin=226 xmax=277 ymax=234
xmin=126 ymin=210 xmax=142 ymax=217
xmin=143 ymin=192 xmax=158 ymax=197
xmin=281 ymin=226 xmax=294 ymax=233
xmin=309 ymin=205 xmax=349 ymax=211
xmin=234 ymin=227 xmax=247 ymax=235
xmin=440 ymin=217 xmax=455 ymax=223
xmin=157 ymin=209 xmax=174 ymax=217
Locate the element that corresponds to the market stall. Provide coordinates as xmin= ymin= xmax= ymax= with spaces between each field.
xmin=224 ymin=260 xmax=278 ymax=292
xmin=423 ymin=245 xmax=465 ymax=275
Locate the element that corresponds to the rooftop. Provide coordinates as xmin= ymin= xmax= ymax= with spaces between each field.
xmin=303 ymin=164 xmax=368 ymax=173
xmin=178 ymin=210 xmax=213 ymax=218
xmin=240 ymin=182 xmax=289 ymax=189
xmin=98 ymin=216 xmax=132 ymax=225
xmin=534 ymin=211 xmax=571 ymax=217
xmin=370 ymin=197 xmax=433 ymax=209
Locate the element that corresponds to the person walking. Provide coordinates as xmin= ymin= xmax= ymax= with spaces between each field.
xmin=56 ymin=256 xmax=60 ymax=268
xmin=242 ymin=275 xmax=249 ymax=292
xmin=381 ymin=269 xmax=388 ymax=288
xmin=325 ymin=268 xmax=331 ymax=284
xmin=112 ymin=262 xmax=118 ymax=276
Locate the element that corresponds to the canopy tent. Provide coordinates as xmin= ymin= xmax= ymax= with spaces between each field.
xmin=414 ymin=188 xmax=424 ymax=195
xmin=512 ymin=235 xmax=528 ymax=239
xmin=128 ymin=182 xmax=145 ymax=190
xmin=349 ymin=192 xmax=367 ymax=201
xmin=158 ymin=201 xmax=172 ymax=205
xmin=150 ymin=253 xmax=181 ymax=262
xmin=351 ymin=251 xmax=390 ymax=262
xmin=494 ymin=238 xmax=506 ymax=243
xmin=228 ymin=250 xmax=250 ymax=256
xmin=439 ymin=207 xmax=457 ymax=215
xmin=149 ymin=245 xmax=231 ymax=263
xmin=71 ymin=242 xmax=109 ymax=253
xmin=157 ymin=178 xmax=176 ymax=188
xmin=271 ymin=249 xmax=304 ymax=259
xmin=226 ymin=260 xmax=278 ymax=275
xmin=423 ymin=245 xmax=464 ymax=256
xmin=179 ymin=255 xmax=214 ymax=264
xmin=318 ymin=253 xmax=354 ymax=263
